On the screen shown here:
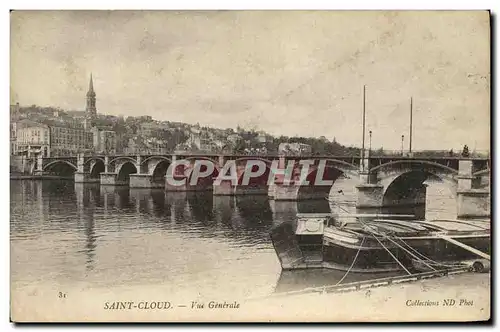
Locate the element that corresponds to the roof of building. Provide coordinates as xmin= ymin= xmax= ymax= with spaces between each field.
xmin=15 ymin=119 xmax=49 ymax=129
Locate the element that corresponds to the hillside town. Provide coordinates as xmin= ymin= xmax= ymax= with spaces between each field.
xmin=10 ymin=74 xmax=358 ymax=159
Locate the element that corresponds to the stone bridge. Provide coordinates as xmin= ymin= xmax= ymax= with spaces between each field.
xmin=33 ymin=153 xmax=490 ymax=218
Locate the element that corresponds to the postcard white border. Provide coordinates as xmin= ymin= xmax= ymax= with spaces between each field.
xmin=2 ymin=0 xmax=497 ymax=330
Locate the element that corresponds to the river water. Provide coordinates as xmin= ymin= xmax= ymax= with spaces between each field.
xmin=10 ymin=179 xmax=459 ymax=300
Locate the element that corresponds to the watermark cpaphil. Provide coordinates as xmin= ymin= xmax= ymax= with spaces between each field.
xmin=165 ymin=159 xmax=335 ymax=186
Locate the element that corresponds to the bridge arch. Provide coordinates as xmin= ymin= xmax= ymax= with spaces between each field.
xmin=373 ymin=160 xmax=458 ymax=189
xmin=370 ymin=159 xmax=459 ymax=175
xmin=140 ymin=156 xmax=172 ymax=165
xmin=89 ymin=159 xmax=105 ymax=179
xmin=109 ymin=156 xmax=138 ymax=166
xmin=138 ymin=156 xmax=173 ymax=186
xmin=84 ymin=157 xmax=105 ymax=166
xmin=151 ymin=159 xmax=171 ymax=185
xmin=43 ymin=160 xmax=77 ymax=176
xmin=116 ymin=162 xmax=138 ymax=184
xmin=374 ymin=160 xmax=458 ymax=214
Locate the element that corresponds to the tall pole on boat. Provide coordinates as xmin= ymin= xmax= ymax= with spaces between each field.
xmin=361 ymin=85 xmax=366 ymax=169
xmin=369 ymin=130 xmax=372 ymax=154
xmin=409 ymin=97 xmax=413 ymax=154
xmin=401 ymin=135 xmax=405 ymax=156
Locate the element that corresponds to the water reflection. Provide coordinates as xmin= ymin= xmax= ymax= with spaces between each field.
xmin=186 ymin=192 xmax=214 ymax=224
xmin=10 ymin=179 xmax=459 ymax=294
xmin=235 ymin=195 xmax=273 ymax=227
xmin=213 ymin=196 xmax=235 ymax=225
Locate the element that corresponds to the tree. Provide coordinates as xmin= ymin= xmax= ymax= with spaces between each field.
xmin=233 ymin=139 xmax=247 ymax=154
xmin=129 ymin=123 xmax=138 ymax=135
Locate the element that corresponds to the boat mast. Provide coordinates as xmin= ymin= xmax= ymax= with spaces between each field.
xmin=361 ymin=85 xmax=366 ymax=165
xmin=409 ymin=97 xmax=413 ymax=154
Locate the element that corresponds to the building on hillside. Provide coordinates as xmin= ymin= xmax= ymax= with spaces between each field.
xmin=144 ymin=137 xmax=169 ymax=154
xmin=138 ymin=121 xmax=168 ymax=137
xmin=15 ymin=120 xmax=51 ymax=157
xmin=278 ymin=142 xmax=312 ymax=156
xmin=257 ymin=131 xmax=272 ymax=144
xmin=99 ymin=130 xmax=117 ymax=154
xmin=16 ymin=121 xmax=92 ymax=158
xmin=226 ymin=133 xmax=243 ymax=145
xmin=187 ymin=127 xmax=214 ymax=151
xmin=125 ymin=137 xmax=141 ymax=154
xmin=212 ymin=139 xmax=226 ymax=150
xmin=91 ymin=127 xmax=117 ymax=154
xmin=125 ymin=136 xmax=168 ymax=154
xmin=49 ymin=124 xmax=93 ymax=156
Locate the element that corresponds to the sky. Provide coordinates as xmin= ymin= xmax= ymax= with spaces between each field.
xmin=10 ymin=10 xmax=490 ymax=151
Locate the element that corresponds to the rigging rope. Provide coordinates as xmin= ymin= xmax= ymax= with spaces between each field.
xmin=354 ymin=217 xmax=413 ymax=275
xmin=334 ymin=236 xmax=366 ymax=286
xmin=371 ymin=233 xmax=412 ymax=275
xmin=364 ymin=220 xmax=466 ymax=269
xmin=379 ymin=234 xmax=437 ymax=271
xmin=328 ymin=200 xmax=463 ymax=273
xmin=393 ymin=236 xmax=466 ymax=268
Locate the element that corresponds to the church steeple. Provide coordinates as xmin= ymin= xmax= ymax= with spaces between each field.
xmin=85 ymin=73 xmax=97 ymax=130
xmin=87 ymin=73 xmax=95 ymax=97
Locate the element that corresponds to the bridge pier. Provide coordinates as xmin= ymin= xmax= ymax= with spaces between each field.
xmin=457 ymin=160 xmax=476 ymax=191
xmin=74 ymin=154 xmax=99 ymax=183
xmin=355 ymin=183 xmax=384 ymax=208
xmin=33 ymin=155 xmax=45 ymax=176
xmin=456 ymin=160 xmax=490 ymax=218
xmin=457 ymin=190 xmax=490 ymax=218
xmin=355 ymin=168 xmax=384 ymax=208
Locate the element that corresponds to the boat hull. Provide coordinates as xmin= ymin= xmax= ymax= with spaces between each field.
xmin=322 ymin=234 xmax=490 ymax=273
xmin=270 ymin=217 xmax=491 ymax=272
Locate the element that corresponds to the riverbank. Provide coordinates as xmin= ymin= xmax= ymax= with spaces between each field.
xmin=11 ymin=272 xmax=490 ymax=322
xmin=250 ymin=271 xmax=490 ymax=322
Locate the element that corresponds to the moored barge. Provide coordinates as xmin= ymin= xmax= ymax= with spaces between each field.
xmin=270 ymin=214 xmax=490 ymax=273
